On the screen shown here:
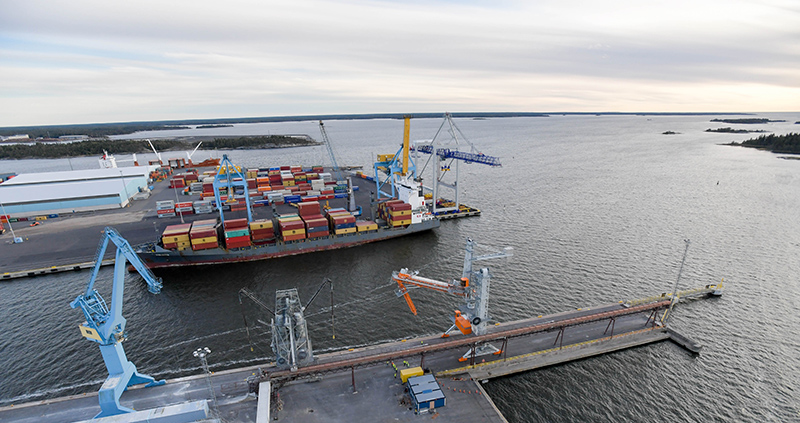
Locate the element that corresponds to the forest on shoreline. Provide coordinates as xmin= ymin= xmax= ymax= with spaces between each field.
xmin=0 ymin=136 xmax=319 ymax=160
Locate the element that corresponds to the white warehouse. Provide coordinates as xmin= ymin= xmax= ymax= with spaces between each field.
xmin=0 ymin=167 xmax=155 ymax=217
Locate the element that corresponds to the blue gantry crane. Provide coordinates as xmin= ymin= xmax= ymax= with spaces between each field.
xmin=70 ymin=227 xmax=165 ymax=418
xmin=213 ymin=154 xmax=254 ymax=224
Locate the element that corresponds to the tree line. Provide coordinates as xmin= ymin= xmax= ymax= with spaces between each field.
xmin=0 ymin=136 xmax=318 ymax=159
xmin=732 ymin=133 xmax=800 ymax=154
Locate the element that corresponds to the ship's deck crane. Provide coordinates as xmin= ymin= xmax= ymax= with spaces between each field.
xmin=411 ymin=113 xmax=501 ymax=214
xmin=392 ymin=238 xmax=511 ymax=361
xmin=319 ymin=121 xmax=343 ymax=182
xmin=213 ymin=154 xmax=253 ymax=224
xmin=319 ymin=121 xmax=361 ymax=215
xmin=146 ymin=138 xmax=163 ymax=166
xmin=70 ymin=227 xmax=165 ymax=418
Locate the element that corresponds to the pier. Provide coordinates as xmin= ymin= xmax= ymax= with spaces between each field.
xmin=0 ymin=284 xmax=721 ymax=423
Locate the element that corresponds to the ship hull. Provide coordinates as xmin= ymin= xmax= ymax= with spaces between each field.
xmin=134 ymin=218 xmax=440 ymax=269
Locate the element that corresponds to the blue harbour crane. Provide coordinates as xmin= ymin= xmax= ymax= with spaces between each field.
xmin=70 ymin=227 xmax=165 ymax=418
xmin=213 ymin=154 xmax=254 ymax=224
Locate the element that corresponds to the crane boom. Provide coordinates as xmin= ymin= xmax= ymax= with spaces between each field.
xmin=70 ymin=227 xmax=165 ymax=418
xmin=319 ymin=121 xmax=343 ymax=181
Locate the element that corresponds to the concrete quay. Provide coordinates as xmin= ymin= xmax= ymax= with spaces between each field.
xmin=0 ymin=297 xmax=712 ymax=423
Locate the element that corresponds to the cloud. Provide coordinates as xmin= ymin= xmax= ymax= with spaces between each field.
xmin=1 ymin=0 xmax=799 ymax=125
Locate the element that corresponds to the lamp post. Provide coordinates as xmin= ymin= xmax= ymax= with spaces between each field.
xmin=173 ymin=183 xmax=185 ymax=223
xmin=193 ymin=347 xmax=218 ymax=415
xmin=119 ymin=170 xmax=130 ymax=208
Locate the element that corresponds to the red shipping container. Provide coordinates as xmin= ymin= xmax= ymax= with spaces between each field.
xmin=224 ymin=218 xmax=248 ymax=230
xmin=282 ymin=233 xmax=306 ymax=241
xmin=190 ymin=228 xmax=216 ymax=239
xmin=307 ymin=229 xmax=330 ymax=238
xmin=192 ymin=242 xmax=219 ymax=251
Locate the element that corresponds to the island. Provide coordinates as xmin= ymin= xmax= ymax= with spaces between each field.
xmin=706 ymin=127 xmax=768 ymax=134
xmin=725 ymin=133 xmax=800 ymax=155
xmin=196 ymin=124 xmax=234 ymax=129
xmin=710 ymin=118 xmax=785 ymax=124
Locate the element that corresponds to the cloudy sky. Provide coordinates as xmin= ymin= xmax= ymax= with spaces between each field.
xmin=1 ymin=0 xmax=798 ymax=126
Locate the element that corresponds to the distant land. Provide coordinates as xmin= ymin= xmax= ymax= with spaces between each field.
xmin=196 ymin=124 xmax=234 ymax=129
xmin=706 ymin=127 xmax=768 ymax=134
xmin=0 ymin=135 xmax=320 ymax=160
xmin=725 ymin=133 xmax=800 ymax=155
xmin=710 ymin=118 xmax=785 ymax=124
xmin=0 ymin=112 xmax=752 ymax=139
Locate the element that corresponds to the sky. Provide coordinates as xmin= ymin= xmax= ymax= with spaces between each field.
xmin=1 ymin=0 xmax=798 ymax=126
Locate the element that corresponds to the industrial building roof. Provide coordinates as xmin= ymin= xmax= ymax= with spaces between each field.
xmin=0 ymin=167 xmax=153 ymax=205
xmin=2 ymin=167 xmax=151 ymax=186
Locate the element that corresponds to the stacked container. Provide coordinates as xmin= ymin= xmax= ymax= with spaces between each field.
xmin=249 ymin=219 xmax=275 ymax=244
xmin=156 ymin=200 xmax=176 ymax=218
xmin=162 ymin=223 xmax=191 ymax=250
xmin=223 ymin=218 xmax=251 ymax=249
xmin=169 ymin=176 xmax=185 ymax=189
xmin=356 ymin=220 xmax=379 ymax=233
xmin=267 ymin=191 xmax=285 ymax=205
xmin=190 ymin=219 xmax=219 ymax=251
xmin=297 ymin=201 xmax=328 ymax=238
xmin=193 ymin=200 xmax=214 ymax=214
xmin=387 ymin=201 xmax=412 ymax=227
xmin=326 ymin=209 xmax=357 ymax=235
xmin=277 ymin=214 xmax=306 ymax=241
xmin=175 ymin=202 xmax=193 ymax=215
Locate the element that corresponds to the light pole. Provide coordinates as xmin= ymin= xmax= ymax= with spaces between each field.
xmin=119 ymin=170 xmax=130 ymax=208
xmin=0 ymin=200 xmax=21 ymax=243
xmin=193 ymin=347 xmax=218 ymax=416
xmin=173 ymin=184 xmax=185 ymax=224
xmin=664 ymin=239 xmax=690 ymax=326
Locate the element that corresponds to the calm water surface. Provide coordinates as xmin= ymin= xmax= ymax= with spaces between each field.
xmin=1 ymin=114 xmax=798 ymax=422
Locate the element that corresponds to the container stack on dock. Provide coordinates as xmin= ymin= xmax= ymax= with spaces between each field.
xmin=193 ymin=200 xmax=214 ymax=214
xmin=156 ymin=200 xmax=176 ymax=218
xmin=161 ymin=224 xmax=191 ymax=250
xmin=189 ymin=219 xmax=219 ymax=251
xmin=249 ymin=219 xmax=275 ymax=245
xmin=175 ymin=202 xmax=193 ymax=216
xmin=277 ymin=214 xmax=306 ymax=241
xmin=223 ymin=218 xmax=251 ymax=249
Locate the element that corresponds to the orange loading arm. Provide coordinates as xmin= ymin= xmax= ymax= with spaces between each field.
xmin=396 ymin=280 xmax=418 ymax=315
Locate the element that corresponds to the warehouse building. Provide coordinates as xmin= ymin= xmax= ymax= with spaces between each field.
xmin=0 ymin=166 xmax=155 ymax=217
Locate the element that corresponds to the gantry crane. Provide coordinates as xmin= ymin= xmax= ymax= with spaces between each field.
xmin=411 ymin=113 xmax=501 ymax=214
xmin=393 ymin=238 xmax=511 ymax=360
xmin=213 ymin=154 xmax=253 ymax=224
xmin=70 ymin=227 xmax=165 ymax=418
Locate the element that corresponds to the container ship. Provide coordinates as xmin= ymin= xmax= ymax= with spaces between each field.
xmin=133 ymin=158 xmax=440 ymax=269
